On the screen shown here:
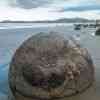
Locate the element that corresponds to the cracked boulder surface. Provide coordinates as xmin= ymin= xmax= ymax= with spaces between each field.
xmin=8 ymin=32 xmax=94 ymax=100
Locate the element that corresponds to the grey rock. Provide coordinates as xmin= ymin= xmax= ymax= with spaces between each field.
xmin=95 ymin=28 xmax=100 ymax=35
xmin=8 ymin=32 xmax=94 ymax=100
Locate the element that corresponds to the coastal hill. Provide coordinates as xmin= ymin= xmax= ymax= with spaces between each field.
xmin=0 ymin=18 xmax=95 ymax=23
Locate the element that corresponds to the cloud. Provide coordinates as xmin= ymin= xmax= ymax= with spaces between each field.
xmin=0 ymin=0 xmax=53 ymax=8
xmin=61 ymin=5 xmax=100 ymax=12
xmin=15 ymin=0 xmax=52 ymax=9
xmin=0 ymin=6 xmax=100 ymax=21
xmin=14 ymin=0 xmax=78 ymax=9
xmin=0 ymin=0 xmax=100 ymax=21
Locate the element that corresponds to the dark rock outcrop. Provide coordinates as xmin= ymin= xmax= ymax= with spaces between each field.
xmin=95 ymin=28 xmax=100 ymax=35
xmin=8 ymin=32 xmax=94 ymax=100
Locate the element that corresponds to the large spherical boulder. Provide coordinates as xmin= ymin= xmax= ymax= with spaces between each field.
xmin=8 ymin=32 xmax=94 ymax=100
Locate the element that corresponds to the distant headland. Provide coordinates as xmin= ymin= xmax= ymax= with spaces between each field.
xmin=0 ymin=18 xmax=96 ymax=23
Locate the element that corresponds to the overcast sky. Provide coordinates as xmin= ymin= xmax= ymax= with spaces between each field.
xmin=0 ymin=0 xmax=100 ymax=21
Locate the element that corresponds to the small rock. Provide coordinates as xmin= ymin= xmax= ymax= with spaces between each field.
xmin=95 ymin=28 xmax=100 ymax=35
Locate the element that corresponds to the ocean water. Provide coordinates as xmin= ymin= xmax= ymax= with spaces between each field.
xmin=0 ymin=23 xmax=100 ymax=100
